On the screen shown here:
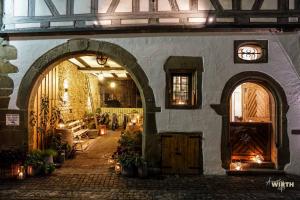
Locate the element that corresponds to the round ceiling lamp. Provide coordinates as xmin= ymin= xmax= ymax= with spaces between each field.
xmin=96 ymin=52 xmax=108 ymax=66
xmin=110 ymin=82 xmax=116 ymax=88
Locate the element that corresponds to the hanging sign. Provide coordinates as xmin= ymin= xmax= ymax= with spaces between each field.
xmin=6 ymin=114 xmax=20 ymax=126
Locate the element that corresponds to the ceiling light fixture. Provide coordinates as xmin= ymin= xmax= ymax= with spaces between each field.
xmin=98 ymin=72 xmax=104 ymax=81
xmin=110 ymin=82 xmax=116 ymax=88
xmin=96 ymin=52 xmax=108 ymax=66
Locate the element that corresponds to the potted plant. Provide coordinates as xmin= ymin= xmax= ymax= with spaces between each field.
xmin=113 ymin=130 xmax=145 ymax=177
xmin=41 ymin=162 xmax=55 ymax=175
xmin=24 ymin=150 xmax=44 ymax=176
xmin=47 ymin=133 xmax=66 ymax=164
xmin=117 ymin=151 xmax=140 ymax=177
xmin=42 ymin=149 xmax=57 ymax=164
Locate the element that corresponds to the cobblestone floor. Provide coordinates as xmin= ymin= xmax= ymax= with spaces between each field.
xmin=1 ymin=132 xmax=299 ymax=200
xmin=0 ymin=174 xmax=299 ymax=200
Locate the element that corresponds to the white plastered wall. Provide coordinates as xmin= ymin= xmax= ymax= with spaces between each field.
xmin=7 ymin=32 xmax=300 ymax=175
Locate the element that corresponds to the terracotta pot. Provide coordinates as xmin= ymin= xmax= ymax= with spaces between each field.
xmin=44 ymin=156 xmax=54 ymax=164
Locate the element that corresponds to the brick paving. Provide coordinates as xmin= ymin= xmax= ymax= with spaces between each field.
xmin=0 ymin=174 xmax=299 ymax=200
xmin=1 ymin=132 xmax=300 ymax=199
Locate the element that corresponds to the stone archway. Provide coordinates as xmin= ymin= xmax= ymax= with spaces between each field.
xmin=17 ymin=38 xmax=161 ymax=165
xmin=211 ymin=71 xmax=290 ymax=170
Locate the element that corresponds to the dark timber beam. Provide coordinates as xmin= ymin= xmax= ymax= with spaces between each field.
xmin=210 ymin=0 xmax=223 ymax=11
xmin=79 ymin=68 xmax=125 ymax=73
xmin=67 ymin=0 xmax=74 ymax=15
xmin=111 ymin=73 xmax=118 ymax=78
xmin=76 ymin=57 xmax=92 ymax=68
xmin=45 ymin=0 xmax=60 ymax=16
xmin=0 ymin=0 xmax=3 ymax=28
xmin=252 ymin=0 xmax=264 ymax=10
xmin=168 ymin=0 xmax=179 ymax=11
xmin=232 ymin=0 xmax=241 ymax=10
xmin=91 ymin=0 xmax=98 ymax=14
xmin=278 ymin=0 xmax=289 ymax=11
xmin=278 ymin=0 xmax=289 ymax=23
xmin=28 ymin=0 xmax=36 ymax=16
xmin=133 ymin=0 xmax=140 ymax=12
xmin=296 ymin=0 xmax=300 ymax=10
xmin=107 ymin=0 xmax=120 ymax=13
xmin=190 ymin=0 xmax=198 ymax=11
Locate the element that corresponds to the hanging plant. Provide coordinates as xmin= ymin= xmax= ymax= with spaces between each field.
xmin=50 ymin=107 xmax=61 ymax=129
xmin=38 ymin=96 xmax=50 ymax=150
xmin=29 ymin=111 xmax=37 ymax=127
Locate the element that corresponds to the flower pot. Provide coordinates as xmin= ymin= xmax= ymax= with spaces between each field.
xmin=121 ymin=166 xmax=136 ymax=177
xmin=59 ymin=152 xmax=66 ymax=164
xmin=11 ymin=163 xmax=21 ymax=177
xmin=27 ymin=165 xmax=42 ymax=176
xmin=44 ymin=156 xmax=54 ymax=164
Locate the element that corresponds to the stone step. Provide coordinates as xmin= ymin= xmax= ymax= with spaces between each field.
xmin=226 ymin=169 xmax=285 ymax=175
xmin=243 ymin=161 xmax=275 ymax=169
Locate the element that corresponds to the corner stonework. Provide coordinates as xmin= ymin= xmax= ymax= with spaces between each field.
xmin=0 ymin=38 xmax=18 ymax=108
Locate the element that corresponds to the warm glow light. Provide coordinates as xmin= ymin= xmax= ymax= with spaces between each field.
xmin=231 ymin=162 xmax=242 ymax=171
xmin=17 ymin=166 xmax=25 ymax=180
xmin=131 ymin=118 xmax=137 ymax=124
xmin=253 ymin=155 xmax=264 ymax=164
xmin=27 ymin=165 xmax=33 ymax=176
xmin=208 ymin=16 xmax=215 ymax=23
xmin=98 ymin=73 xmax=104 ymax=81
xmin=177 ymin=100 xmax=186 ymax=105
xmin=58 ymin=123 xmax=65 ymax=128
xmin=110 ymin=82 xmax=116 ymax=88
xmin=63 ymin=79 xmax=68 ymax=89
xmin=115 ymin=163 xmax=121 ymax=174
xmin=108 ymin=158 xmax=115 ymax=164
xmin=99 ymin=125 xmax=106 ymax=135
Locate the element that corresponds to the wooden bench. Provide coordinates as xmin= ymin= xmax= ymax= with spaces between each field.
xmin=67 ymin=120 xmax=88 ymax=139
xmin=55 ymin=120 xmax=88 ymax=151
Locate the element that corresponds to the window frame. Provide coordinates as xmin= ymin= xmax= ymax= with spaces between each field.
xmin=164 ymin=56 xmax=203 ymax=109
xmin=234 ymin=40 xmax=268 ymax=64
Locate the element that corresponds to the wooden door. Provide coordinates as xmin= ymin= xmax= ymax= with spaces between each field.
xmin=185 ymin=135 xmax=202 ymax=174
xmin=242 ymin=83 xmax=270 ymax=122
xmin=161 ymin=134 xmax=202 ymax=174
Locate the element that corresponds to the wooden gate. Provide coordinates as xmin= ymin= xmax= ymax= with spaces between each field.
xmin=161 ymin=133 xmax=202 ymax=174
xmin=230 ymin=122 xmax=272 ymax=161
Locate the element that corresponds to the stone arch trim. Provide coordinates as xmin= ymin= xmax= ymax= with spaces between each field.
xmin=17 ymin=38 xmax=161 ymax=163
xmin=211 ymin=71 xmax=290 ymax=170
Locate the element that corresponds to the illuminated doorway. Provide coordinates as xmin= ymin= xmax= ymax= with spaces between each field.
xmin=230 ymin=82 xmax=276 ymax=169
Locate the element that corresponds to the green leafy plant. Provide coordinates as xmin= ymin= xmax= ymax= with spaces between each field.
xmin=113 ymin=130 xmax=143 ymax=171
xmin=117 ymin=151 xmax=143 ymax=168
xmin=41 ymin=162 xmax=55 ymax=175
xmin=24 ymin=149 xmax=43 ymax=169
xmin=41 ymin=149 xmax=57 ymax=157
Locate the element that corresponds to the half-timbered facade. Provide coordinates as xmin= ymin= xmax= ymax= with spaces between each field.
xmin=1 ymin=0 xmax=300 ymax=175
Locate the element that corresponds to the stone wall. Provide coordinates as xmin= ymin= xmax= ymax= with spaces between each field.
xmin=0 ymin=38 xmax=25 ymax=150
xmin=57 ymin=61 xmax=100 ymax=122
